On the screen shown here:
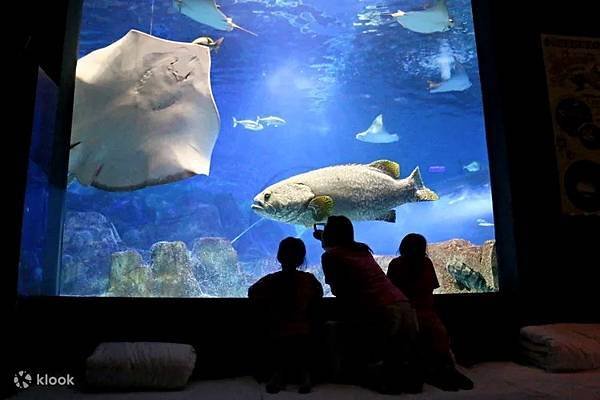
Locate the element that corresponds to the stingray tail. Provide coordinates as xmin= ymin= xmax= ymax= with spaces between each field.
xmin=214 ymin=37 xmax=224 ymax=52
xmin=231 ymin=22 xmax=258 ymax=36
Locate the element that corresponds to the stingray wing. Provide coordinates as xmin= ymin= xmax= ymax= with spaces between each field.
xmin=70 ymin=30 xmax=220 ymax=191
xmin=367 ymin=114 xmax=384 ymax=134
xmin=431 ymin=61 xmax=471 ymax=93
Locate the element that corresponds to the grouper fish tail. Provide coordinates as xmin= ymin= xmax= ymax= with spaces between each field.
xmin=408 ymin=166 xmax=439 ymax=201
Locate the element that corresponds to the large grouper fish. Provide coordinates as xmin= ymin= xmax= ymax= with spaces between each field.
xmin=251 ymin=160 xmax=439 ymax=226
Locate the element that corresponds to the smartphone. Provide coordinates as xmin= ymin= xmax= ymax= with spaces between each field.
xmin=313 ymin=223 xmax=325 ymax=241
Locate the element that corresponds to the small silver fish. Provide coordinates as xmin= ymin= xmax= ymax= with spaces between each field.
xmin=257 ymin=116 xmax=286 ymax=127
xmin=463 ymin=161 xmax=481 ymax=173
xmin=476 ymin=218 xmax=494 ymax=227
xmin=232 ymin=117 xmax=264 ymax=131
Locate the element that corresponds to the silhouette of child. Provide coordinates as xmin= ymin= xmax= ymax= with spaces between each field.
xmin=248 ymin=237 xmax=323 ymax=394
xmin=387 ymin=233 xmax=473 ymax=391
xmin=319 ymin=216 xmax=422 ymax=394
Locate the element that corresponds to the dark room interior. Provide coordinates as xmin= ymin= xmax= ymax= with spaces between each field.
xmin=5 ymin=0 xmax=599 ymax=399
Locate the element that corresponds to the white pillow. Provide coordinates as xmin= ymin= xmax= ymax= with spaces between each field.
xmin=86 ymin=342 xmax=196 ymax=390
xmin=519 ymin=324 xmax=600 ymax=372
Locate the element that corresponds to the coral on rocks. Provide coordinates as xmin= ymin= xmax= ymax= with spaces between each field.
xmin=151 ymin=241 xmax=203 ymax=297
xmin=192 ymin=237 xmax=246 ymax=297
xmin=107 ymin=250 xmax=152 ymax=297
xmin=61 ymin=211 xmax=123 ymax=295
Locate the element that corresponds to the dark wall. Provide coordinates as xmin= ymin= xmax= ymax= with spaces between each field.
xmin=481 ymin=1 xmax=599 ymax=322
xmin=9 ymin=2 xmax=75 ymax=314
xmin=5 ymin=2 xmax=75 ymax=396
xmin=5 ymin=0 xmax=599 ymax=393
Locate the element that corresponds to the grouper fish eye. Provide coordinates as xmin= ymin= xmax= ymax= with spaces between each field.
xmin=264 ymin=192 xmax=271 ymax=200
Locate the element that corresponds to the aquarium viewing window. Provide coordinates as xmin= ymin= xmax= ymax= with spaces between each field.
xmin=19 ymin=0 xmax=501 ymax=298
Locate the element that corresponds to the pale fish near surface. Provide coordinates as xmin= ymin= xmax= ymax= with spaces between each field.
xmin=355 ymin=114 xmax=399 ymax=144
xmin=391 ymin=0 xmax=453 ymax=34
xmin=173 ymin=0 xmax=257 ymax=35
xmin=463 ymin=161 xmax=481 ymax=173
xmin=232 ymin=117 xmax=264 ymax=131
xmin=257 ymin=116 xmax=287 ymax=127
xmin=252 ymin=160 xmax=439 ymax=226
xmin=429 ymin=61 xmax=472 ymax=93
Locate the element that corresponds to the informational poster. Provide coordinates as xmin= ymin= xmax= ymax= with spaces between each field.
xmin=541 ymin=34 xmax=600 ymax=216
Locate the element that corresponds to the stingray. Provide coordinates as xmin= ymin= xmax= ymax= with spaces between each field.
xmin=173 ymin=0 xmax=257 ymax=36
xmin=355 ymin=114 xmax=399 ymax=143
xmin=69 ymin=29 xmax=220 ymax=191
xmin=391 ymin=0 xmax=453 ymax=34
xmin=428 ymin=61 xmax=472 ymax=93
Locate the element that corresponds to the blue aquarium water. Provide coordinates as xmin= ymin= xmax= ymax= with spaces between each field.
xmin=19 ymin=0 xmax=497 ymax=297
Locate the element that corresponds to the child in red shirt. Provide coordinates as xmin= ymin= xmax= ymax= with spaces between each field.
xmin=319 ymin=216 xmax=421 ymax=394
xmin=248 ymin=237 xmax=323 ymax=394
xmin=387 ymin=233 xmax=473 ymax=391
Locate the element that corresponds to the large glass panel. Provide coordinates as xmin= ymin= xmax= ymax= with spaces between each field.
xmin=18 ymin=68 xmax=58 ymax=295
xmin=23 ymin=0 xmax=499 ymax=297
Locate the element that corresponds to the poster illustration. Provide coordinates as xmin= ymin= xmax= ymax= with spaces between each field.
xmin=541 ymin=34 xmax=600 ymax=216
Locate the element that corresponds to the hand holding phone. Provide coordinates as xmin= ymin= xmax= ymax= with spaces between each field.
xmin=313 ymin=223 xmax=324 ymax=241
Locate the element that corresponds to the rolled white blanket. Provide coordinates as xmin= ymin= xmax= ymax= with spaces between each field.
xmin=519 ymin=324 xmax=600 ymax=372
xmin=86 ymin=342 xmax=197 ymax=390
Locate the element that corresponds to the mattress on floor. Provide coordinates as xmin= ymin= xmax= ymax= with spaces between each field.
xmin=10 ymin=362 xmax=600 ymax=400
xmin=85 ymin=342 xmax=197 ymax=390
xmin=519 ymin=323 xmax=600 ymax=372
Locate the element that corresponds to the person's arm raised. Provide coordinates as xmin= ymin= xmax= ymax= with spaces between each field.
xmin=321 ymin=252 xmax=339 ymax=296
